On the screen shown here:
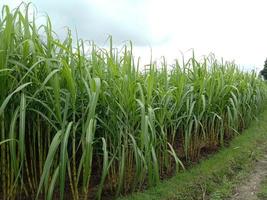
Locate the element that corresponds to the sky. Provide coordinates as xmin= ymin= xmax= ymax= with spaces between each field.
xmin=1 ymin=0 xmax=267 ymax=71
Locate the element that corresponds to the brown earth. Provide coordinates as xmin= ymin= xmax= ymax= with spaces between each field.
xmin=230 ymin=154 xmax=267 ymax=200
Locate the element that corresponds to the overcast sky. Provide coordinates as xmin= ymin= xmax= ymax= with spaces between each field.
xmin=1 ymin=0 xmax=267 ymax=71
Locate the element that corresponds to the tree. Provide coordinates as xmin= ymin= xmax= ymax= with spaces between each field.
xmin=260 ymin=58 xmax=267 ymax=80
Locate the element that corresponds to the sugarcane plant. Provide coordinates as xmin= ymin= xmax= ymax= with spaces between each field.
xmin=0 ymin=3 xmax=267 ymax=200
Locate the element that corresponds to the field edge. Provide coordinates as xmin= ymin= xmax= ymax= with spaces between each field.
xmin=119 ymin=107 xmax=267 ymax=200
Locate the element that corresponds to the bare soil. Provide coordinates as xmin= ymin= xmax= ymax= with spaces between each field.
xmin=230 ymin=154 xmax=267 ymax=200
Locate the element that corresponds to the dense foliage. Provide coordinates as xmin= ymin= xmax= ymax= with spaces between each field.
xmin=260 ymin=58 xmax=267 ymax=80
xmin=0 ymin=4 xmax=266 ymax=200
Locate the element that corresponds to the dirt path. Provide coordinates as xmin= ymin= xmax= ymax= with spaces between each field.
xmin=230 ymin=154 xmax=267 ymax=200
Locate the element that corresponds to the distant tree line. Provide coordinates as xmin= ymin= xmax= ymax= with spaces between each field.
xmin=260 ymin=58 xmax=267 ymax=80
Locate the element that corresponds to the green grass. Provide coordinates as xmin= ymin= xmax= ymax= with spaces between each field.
xmin=0 ymin=3 xmax=267 ymax=200
xmin=257 ymin=172 xmax=267 ymax=199
xmin=120 ymin=108 xmax=267 ymax=200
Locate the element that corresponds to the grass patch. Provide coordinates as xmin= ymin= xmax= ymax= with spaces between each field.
xmin=257 ymin=175 xmax=267 ymax=199
xmin=120 ymin=108 xmax=267 ymax=200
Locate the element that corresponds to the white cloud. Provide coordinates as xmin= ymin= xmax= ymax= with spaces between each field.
xmin=1 ymin=0 xmax=267 ymax=70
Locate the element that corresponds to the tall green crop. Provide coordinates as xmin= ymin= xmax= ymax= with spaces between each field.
xmin=0 ymin=3 xmax=266 ymax=200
